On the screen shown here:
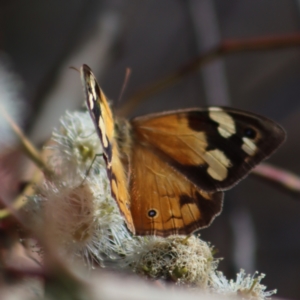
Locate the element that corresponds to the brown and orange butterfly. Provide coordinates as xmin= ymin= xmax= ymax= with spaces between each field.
xmin=80 ymin=64 xmax=285 ymax=237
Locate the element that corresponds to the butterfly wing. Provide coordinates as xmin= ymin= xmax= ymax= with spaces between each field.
xmin=130 ymin=107 xmax=285 ymax=235
xmin=131 ymin=107 xmax=285 ymax=191
xmin=80 ymin=65 xmax=135 ymax=233
xmin=130 ymin=142 xmax=223 ymax=236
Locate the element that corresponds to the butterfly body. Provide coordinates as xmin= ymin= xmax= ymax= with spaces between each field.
xmin=80 ymin=64 xmax=285 ymax=237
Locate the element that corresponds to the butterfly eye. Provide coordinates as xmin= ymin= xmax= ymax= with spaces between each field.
xmin=244 ymin=127 xmax=256 ymax=139
xmin=148 ymin=209 xmax=158 ymax=218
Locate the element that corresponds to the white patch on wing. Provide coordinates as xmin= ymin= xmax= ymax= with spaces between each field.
xmin=203 ymin=149 xmax=232 ymax=181
xmin=99 ymin=116 xmax=108 ymax=148
xmin=208 ymin=108 xmax=236 ymax=139
xmin=242 ymin=137 xmax=257 ymax=156
xmin=88 ymin=93 xmax=94 ymax=110
xmin=90 ymin=75 xmax=98 ymax=100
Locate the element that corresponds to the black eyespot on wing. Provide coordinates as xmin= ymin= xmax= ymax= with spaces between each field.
xmin=148 ymin=209 xmax=157 ymax=218
xmin=244 ymin=127 xmax=256 ymax=139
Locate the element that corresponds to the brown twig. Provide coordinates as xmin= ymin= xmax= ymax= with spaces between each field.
xmin=253 ymin=163 xmax=300 ymax=198
xmin=0 ymin=106 xmax=52 ymax=219
xmin=117 ymin=33 xmax=300 ymax=117
xmin=0 ymin=104 xmax=52 ymax=176
xmin=0 ymin=170 xmax=43 ymax=219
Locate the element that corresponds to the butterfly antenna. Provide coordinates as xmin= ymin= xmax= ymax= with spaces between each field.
xmin=117 ymin=68 xmax=131 ymax=103
xmin=69 ymin=66 xmax=80 ymax=73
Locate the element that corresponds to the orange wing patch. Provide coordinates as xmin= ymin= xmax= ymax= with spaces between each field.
xmin=133 ymin=113 xmax=207 ymax=166
xmin=130 ymin=143 xmax=223 ymax=236
xmin=132 ymin=112 xmax=233 ymax=191
xmin=109 ymin=142 xmax=134 ymax=233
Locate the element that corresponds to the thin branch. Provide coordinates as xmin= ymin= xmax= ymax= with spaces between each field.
xmin=117 ymin=33 xmax=300 ymax=117
xmin=0 ymin=106 xmax=52 ymax=219
xmin=253 ymin=163 xmax=300 ymax=198
xmin=0 ymin=104 xmax=52 ymax=176
xmin=0 ymin=170 xmax=43 ymax=219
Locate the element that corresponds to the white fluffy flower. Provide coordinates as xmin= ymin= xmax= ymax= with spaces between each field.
xmin=209 ymin=269 xmax=277 ymax=299
xmin=30 ymin=111 xmax=137 ymax=267
xmin=127 ymin=235 xmax=217 ymax=287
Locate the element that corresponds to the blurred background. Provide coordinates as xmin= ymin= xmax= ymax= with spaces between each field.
xmin=0 ymin=0 xmax=300 ymax=298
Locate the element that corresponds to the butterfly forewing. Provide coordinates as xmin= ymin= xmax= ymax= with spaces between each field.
xmin=80 ymin=65 xmax=135 ymax=234
xmin=81 ymin=65 xmax=114 ymax=161
xmin=131 ymin=107 xmax=285 ymax=192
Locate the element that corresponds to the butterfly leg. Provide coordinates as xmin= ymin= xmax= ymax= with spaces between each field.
xmin=81 ymin=153 xmax=104 ymax=185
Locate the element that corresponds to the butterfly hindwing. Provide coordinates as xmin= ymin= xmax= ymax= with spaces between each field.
xmin=80 ymin=65 xmax=135 ymax=234
xmin=130 ymin=142 xmax=223 ymax=236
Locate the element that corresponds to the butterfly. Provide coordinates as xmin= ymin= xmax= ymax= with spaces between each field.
xmin=80 ymin=64 xmax=285 ymax=237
